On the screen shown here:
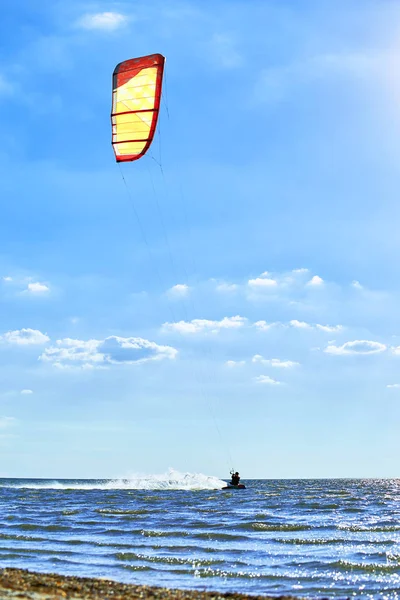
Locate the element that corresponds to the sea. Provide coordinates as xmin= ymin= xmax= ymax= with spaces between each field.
xmin=1 ymin=471 xmax=400 ymax=599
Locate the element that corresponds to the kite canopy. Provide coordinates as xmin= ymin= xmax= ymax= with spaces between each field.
xmin=111 ymin=53 xmax=165 ymax=162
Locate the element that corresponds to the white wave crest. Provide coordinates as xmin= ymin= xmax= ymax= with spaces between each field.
xmin=2 ymin=469 xmax=225 ymax=491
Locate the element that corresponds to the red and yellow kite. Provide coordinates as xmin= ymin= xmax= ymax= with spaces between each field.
xmin=111 ymin=54 xmax=165 ymax=162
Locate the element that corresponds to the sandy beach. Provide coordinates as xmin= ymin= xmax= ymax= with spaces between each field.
xmin=0 ymin=569 xmax=306 ymax=600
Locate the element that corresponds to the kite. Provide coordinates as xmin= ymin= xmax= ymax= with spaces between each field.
xmin=111 ymin=53 xmax=165 ymax=162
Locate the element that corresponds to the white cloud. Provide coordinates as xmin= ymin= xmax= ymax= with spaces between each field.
xmin=41 ymin=338 xmax=106 ymax=369
xmin=290 ymin=319 xmax=312 ymax=329
xmin=254 ymin=319 xmax=341 ymax=332
xmin=290 ymin=320 xmax=342 ymax=332
xmin=163 ymin=315 xmax=247 ymax=334
xmin=2 ymin=276 xmax=12 ymax=282
xmin=292 ymin=268 xmax=309 ymax=274
xmin=307 ymin=275 xmax=324 ymax=286
xmin=252 ymin=354 xmax=263 ymax=362
xmin=352 ymin=280 xmax=363 ymax=290
xmin=225 ymin=360 xmax=245 ymax=367
xmin=254 ymin=375 xmax=281 ymax=385
xmin=254 ymin=320 xmax=277 ymax=331
xmin=0 ymin=328 xmax=50 ymax=345
xmin=76 ymin=12 xmax=128 ymax=31
xmin=387 ymin=384 xmax=400 ymax=389
xmin=315 ymin=324 xmax=343 ymax=333
xmin=0 ymin=416 xmax=16 ymax=429
xmin=325 ymin=340 xmax=387 ymax=355
xmin=211 ymin=267 xmax=358 ymax=300
xmin=20 ymin=389 xmax=33 ymax=395
xmin=252 ymin=355 xmax=299 ymax=368
xmin=26 ymin=282 xmax=49 ymax=294
xmin=40 ymin=336 xmax=177 ymax=369
xmin=168 ymin=284 xmax=190 ymax=297
xmin=248 ymin=277 xmax=277 ymax=288
xmin=216 ymin=282 xmax=238 ymax=293
xmin=164 ymin=315 xmax=342 ymax=334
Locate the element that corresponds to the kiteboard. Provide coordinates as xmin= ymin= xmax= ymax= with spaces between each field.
xmin=221 ymin=483 xmax=246 ymax=490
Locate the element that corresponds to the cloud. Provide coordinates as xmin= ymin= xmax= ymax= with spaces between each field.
xmin=254 ymin=319 xmax=342 ymax=332
xmin=1 ymin=276 xmax=51 ymax=295
xmin=252 ymin=355 xmax=299 ymax=368
xmin=387 ymin=384 xmax=400 ymax=389
xmin=210 ymin=267 xmax=359 ymax=304
xmin=225 ymin=360 xmax=245 ymax=367
xmin=242 ymin=268 xmax=328 ymax=294
xmin=248 ymin=276 xmax=277 ymax=288
xmin=20 ymin=389 xmax=33 ymax=395
xmin=0 ymin=328 xmax=50 ymax=345
xmin=325 ymin=340 xmax=387 ymax=355
xmin=254 ymin=320 xmax=277 ymax=331
xmin=76 ymin=12 xmax=128 ymax=31
xmin=292 ymin=268 xmax=309 ymax=274
xmin=254 ymin=375 xmax=281 ymax=385
xmin=163 ymin=315 xmax=247 ymax=334
xmin=163 ymin=314 xmax=342 ymax=335
xmin=0 ymin=416 xmax=16 ymax=429
xmin=167 ymin=284 xmax=190 ymax=297
xmin=352 ymin=280 xmax=363 ymax=290
xmin=307 ymin=275 xmax=324 ymax=286
xmin=26 ymin=282 xmax=49 ymax=294
xmin=315 ymin=324 xmax=343 ymax=333
xmin=1 ymin=275 xmax=50 ymax=293
xmin=40 ymin=336 xmax=177 ymax=369
xmin=290 ymin=320 xmax=342 ymax=332
xmin=290 ymin=320 xmax=312 ymax=329
xmin=216 ymin=282 xmax=238 ymax=293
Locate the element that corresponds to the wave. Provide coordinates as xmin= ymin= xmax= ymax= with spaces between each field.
xmin=1 ymin=469 xmax=225 ymax=491
xmin=0 ymin=533 xmax=47 ymax=542
xmin=338 ymin=523 xmax=400 ymax=532
xmin=331 ymin=558 xmax=400 ymax=573
xmin=273 ymin=537 xmax=348 ymax=545
xmin=273 ymin=536 xmax=395 ymax=546
xmin=187 ymin=566 xmax=264 ymax=579
xmin=0 ymin=545 xmax=77 ymax=557
xmin=114 ymin=551 xmax=222 ymax=567
xmin=15 ymin=524 xmax=70 ymax=532
xmin=95 ymin=508 xmax=149 ymax=515
xmin=238 ymin=522 xmax=312 ymax=532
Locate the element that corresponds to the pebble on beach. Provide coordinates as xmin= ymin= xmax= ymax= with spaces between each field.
xmin=0 ymin=568 xmax=306 ymax=600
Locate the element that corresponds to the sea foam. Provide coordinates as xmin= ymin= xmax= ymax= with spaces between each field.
xmin=1 ymin=468 xmax=225 ymax=491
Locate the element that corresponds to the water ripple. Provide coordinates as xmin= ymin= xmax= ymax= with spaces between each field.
xmin=1 ymin=476 xmax=400 ymax=598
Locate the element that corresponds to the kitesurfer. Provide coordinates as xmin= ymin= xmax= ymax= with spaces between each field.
xmin=230 ymin=471 xmax=240 ymax=486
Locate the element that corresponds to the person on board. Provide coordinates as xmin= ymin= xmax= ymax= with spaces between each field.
xmin=230 ymin=471 xmax=240 ymax=486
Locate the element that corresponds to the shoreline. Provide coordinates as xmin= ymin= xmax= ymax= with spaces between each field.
xmin=0 ymin=568 xmax=305 ymax=600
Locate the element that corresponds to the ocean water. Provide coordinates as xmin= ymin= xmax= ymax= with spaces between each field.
xmin=1 ymin=472 xmax=400 ymax=599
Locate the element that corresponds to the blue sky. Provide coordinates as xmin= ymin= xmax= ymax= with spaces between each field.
xmin=1 ymin=0 xmax=400 ymax=479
